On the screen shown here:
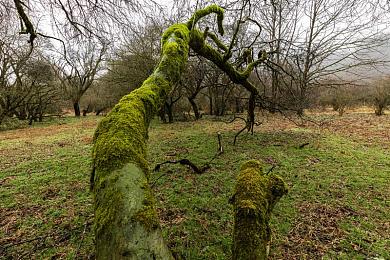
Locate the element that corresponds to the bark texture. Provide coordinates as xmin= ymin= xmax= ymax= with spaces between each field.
xmin=232 ymin=160 xmax=288 ymax=260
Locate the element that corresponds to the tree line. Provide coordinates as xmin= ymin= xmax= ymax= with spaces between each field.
xmin=1 ymin=0 xmax=390 ymax=129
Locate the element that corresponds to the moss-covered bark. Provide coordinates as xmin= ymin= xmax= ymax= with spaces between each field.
xmin=91 ymin=23 xmax=191 ymax=259
xmin=91 ymin=5 xmax=225 ymax=259
xmin=232 ymin=160 xmax=288 ymax=260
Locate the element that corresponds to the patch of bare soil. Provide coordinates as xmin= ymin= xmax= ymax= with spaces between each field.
xmin=277 ymin=202 xmax=358 ymax=259
xmin=158 ymin=208 xmax=186 ymax=227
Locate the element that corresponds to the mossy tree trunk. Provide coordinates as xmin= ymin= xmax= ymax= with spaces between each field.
xmin=91 ymin=6 xmax=224 ymax=259
xmin=91 ymin=4 xmax=277 ymax=259
xmin=231 ymin=160 xmax=288 ymax=259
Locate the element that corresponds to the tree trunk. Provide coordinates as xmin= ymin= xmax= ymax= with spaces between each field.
xmin=235 ymin=97 xmax=241 ymax=114
xmin=247 ymin=93 xmax=256 ymax=134
xmin=232 ymin=160 xmax=288 ymax=260
xmin=158 ymin=107 xmax=167 ymax=123
xmin=165 ymin=102 xmax=174 ymax=123
xmin=95 ymin=108 xmax=104 ymax=116
xmin=270 ymin=70 xmax=278 ymax=113
xmin=209 ymin=93 xmax=213 ymax=115
xmin=91 ymin=20 xmax=197 ymax=259
xmin=188 ymin=97 xmax=200 ymax=120
xmin=82 ymin=104 xmax=90 ymax=116
xmin=73 ymin=102 xmax=81 ymax=117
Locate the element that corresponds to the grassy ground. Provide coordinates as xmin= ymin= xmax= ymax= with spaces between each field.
xmin=0 ymin=112 xmax=389 ymax=259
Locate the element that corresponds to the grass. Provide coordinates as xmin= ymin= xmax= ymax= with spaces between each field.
xmin=0 ymin=112 xmax=389 ymax=259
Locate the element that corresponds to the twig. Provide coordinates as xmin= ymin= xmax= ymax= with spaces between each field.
xmin=234 ymin=124 xmax=248 ymax=145
xmin=265 ymin=165 xmax=276 ymax=175
xmin=152 ymin=133 xmax=224 ymax=187
xmin=153 ymin=159 xmax=209 ymax=174
xmin=75 ymin=221 xmax=88 ymax=257
xmin=299 ymin=142 xmax=310 ymax=149
xmin=217 ymin=132 xmax=223 ymax=154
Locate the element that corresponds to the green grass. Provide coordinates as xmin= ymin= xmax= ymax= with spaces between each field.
xmin=0 ymin=114 xmax=389 ymax=259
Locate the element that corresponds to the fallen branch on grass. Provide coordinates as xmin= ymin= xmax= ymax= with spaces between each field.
xmin=299 ymin=142 xmax=310 ymax=149
xmin=152 ymin=133 xmax=224 ymax=187
xmin=153 ymin=159 xmax=210 ymax=174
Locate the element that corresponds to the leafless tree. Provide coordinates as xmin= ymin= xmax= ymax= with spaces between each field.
xmin=0 ymin=8 xmax=57 ymax=124
xmin=51 ymin=37 xmax=107 ymax=116
xmin=371 ymin=77 xmax=390 ymax=115
xmin=253 ymin=0 xmax=389 ymax=114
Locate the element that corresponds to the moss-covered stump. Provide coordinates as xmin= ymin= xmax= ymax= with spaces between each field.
xmin=232 ymin=160 xmax=288 ymax=260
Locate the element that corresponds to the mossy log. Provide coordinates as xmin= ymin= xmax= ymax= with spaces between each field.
xmin=91 ymin=5 xmax=224 ymax=259
xmin=232 ymin=160 xmax=288 ymax=260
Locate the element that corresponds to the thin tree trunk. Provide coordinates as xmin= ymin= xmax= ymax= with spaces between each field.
xmin=209 ymin=90 xmax=213 ymax=115
xmin=235 ymin=97 xmax=241 ymax=113
xmin=247 ymin=93 xmax=256 ymax=134
xmin=232 ymin=160 xmax=288 ymax=260
xmin=73 ymin=102 xmax=81 ymax=117
xmin=95 ymin=109 xmax=104 ymax=116
xmin=188 ymin=97 xmax=200 ymax=120
xmin=165 ymin=102 xmax=174 ymax=123
xmin=158 ymin=107 xmax=167 ymax=123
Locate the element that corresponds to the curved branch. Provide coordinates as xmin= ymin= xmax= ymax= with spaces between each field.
xmin=14 ymin=0 xmax=37 ymax=46
xmin=186 ymin=4 xmax=224 ymax=36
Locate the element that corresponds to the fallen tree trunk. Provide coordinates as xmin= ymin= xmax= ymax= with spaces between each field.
xmin=231 ymin=160 xmax=288 ymax=259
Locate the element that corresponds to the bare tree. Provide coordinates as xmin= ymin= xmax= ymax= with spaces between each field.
xmin=52 ymin=38 xmax=106 ymax=116
xmin=253 ymin=0 xmax=388 ymax=115
xmin=371 ymin=77 xmax=390 ymax=115
xmin=0 ymin=8 xmax=48 ymax=124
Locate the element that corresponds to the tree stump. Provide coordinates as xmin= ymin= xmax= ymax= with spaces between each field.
xmin=232 ymin=160 xmax=288 ymax=260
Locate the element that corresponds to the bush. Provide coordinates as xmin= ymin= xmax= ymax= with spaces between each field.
xmin=0 ymin=117 xmax=28 ymax=131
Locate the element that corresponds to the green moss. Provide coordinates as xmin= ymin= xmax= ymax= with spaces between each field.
xmin=132 ymin=181 xmax=160 ymax=231
xmin=92 ymin=23 xmax=191 ymax=175
xmin=239 ymin=50 xmax=268 ymax=79
xmin=94 ymin=167 xmax=127 ymax=236
xmin=92 ymin=18 xmax=195 ymax=258
xmin=240 ymin=159 xmax=263 ymax=172
xmin=207 ymin=31 xmax=228 ymax=51
xmin=132 ymin=206 xmax=159 ymax=231
xmin=232 ymin=160 xmax=288 ymax=259
xmin=186 ymin=4 xmax=224 ymax=35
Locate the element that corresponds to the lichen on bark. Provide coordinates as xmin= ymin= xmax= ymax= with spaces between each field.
xmin=232 ymin=160 xmax=288 ymax=260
